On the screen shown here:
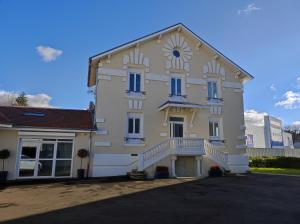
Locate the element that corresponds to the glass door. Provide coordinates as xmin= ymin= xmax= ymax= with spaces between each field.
xmin=37 ymin=143 xmax=55 ymax=177
xmin=19 ymin=141 xmax=39 ymax=177
xmin=169 ymin=117 xmax=184 ymax=138
xmin=18 ymin=139 xmax=73 ymax=178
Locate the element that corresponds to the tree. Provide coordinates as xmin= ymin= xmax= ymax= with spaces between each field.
xmin=15 ymin=92 xmax=28 ymax=106
xmin=284 ymin=126 xmax=300 ymax=143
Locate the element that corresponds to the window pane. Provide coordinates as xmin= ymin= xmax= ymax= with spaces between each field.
xmin=208 ymin=82 xmax=212 ymax=98
xmin=57 ymin=143 xmax=72 ymax=159
xmin=19 ymin=160 xmax=35 ymax=176
xmin=55 ymin=160 xmax=71 ymax=176
xmin=135 ymin=74 xmax=141 ymax=92
xmin=37 ymin=160 xmax=53 ymax=176
xmin=209 ymin=122 xmax=214 ymax=136
xmin=21 ymin=146 xmax=36 ymax=159
xmin=128 ymin=118 xmax=134 ymax=133
xmin=177 ymin=79 xmax=181 ymax=95
xmin=213 ymin=82 xmax=217 ymax=98
xmin=129 ymin=74 xmax=135 ymax=91
xmin=171 ymin=78 xmax=176 ymax=95
xmin=135 ymin=118 xmax=140 ymax=134
xmin=215 ymin=122 xmax=219 ymax=136
xmin=39 ymin=144 xmax=54 ymax=159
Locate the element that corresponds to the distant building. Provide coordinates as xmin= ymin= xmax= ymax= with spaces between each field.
xmin=246 ymin=115 xmax=294 ymax=149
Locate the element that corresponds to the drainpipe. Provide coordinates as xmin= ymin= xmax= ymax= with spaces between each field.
xmin=86 ymin=102 xmax=96 ymax=178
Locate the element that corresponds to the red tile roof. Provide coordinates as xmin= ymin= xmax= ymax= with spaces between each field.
xmin=0 ymin=106 xmax=93 ymax=130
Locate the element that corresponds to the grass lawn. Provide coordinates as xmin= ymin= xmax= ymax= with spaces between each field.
xmin=250 ymin=167 xmax=300 ymax=176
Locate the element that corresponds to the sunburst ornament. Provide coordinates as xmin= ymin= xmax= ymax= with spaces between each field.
xmin=162 ymin=33 xmax=193 ymax=72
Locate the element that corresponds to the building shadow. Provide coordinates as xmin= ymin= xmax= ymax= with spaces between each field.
xmin=1 ymin=174 xmax=300 ymax=224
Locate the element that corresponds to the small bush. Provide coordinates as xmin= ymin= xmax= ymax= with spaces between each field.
xmin=249 ymin=157 xmax=300 ymax=169
xmin=208 ymin=165 xmax=223 ymax=177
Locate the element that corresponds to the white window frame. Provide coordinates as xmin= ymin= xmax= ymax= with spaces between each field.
xmin=16 ymin=138 xmax=74 ymax=179
xmin=127 ymin=69 xmax=144 ymax=94
xmin=126 ymin=113 xmax=144 ymax=139
xmin=207 ymin=78 xmax=222 ymax=102
xmin=209 ymin=118 xmax=223 ymax=140
xmin=169 ymin=74 xmax=186 ymax=97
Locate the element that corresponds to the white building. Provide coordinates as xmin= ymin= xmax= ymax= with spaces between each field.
xmin=245 ymin=114 xmax=294 ymax=149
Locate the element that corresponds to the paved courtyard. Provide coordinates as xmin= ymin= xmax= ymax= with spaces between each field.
xmin=1 ymin=174 xmax=300 ymax=224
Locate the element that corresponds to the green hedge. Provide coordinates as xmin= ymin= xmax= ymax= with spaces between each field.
xmin=249 ymin=157 xmax=300 ymax=169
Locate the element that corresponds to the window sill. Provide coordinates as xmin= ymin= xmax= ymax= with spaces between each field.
xmin=168 ymin=95 xmax=187 ymax=102
xmin=124 ymin=137 xmax=145 ymax=146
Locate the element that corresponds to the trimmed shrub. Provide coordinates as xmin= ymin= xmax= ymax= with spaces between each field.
xmin=208 ymin=165 xmax=223 ymax=177
xmin=249 ymin=157 xmax=300 ymax=169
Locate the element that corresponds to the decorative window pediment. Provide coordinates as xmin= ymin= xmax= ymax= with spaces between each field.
xmin=203 ymin=60 xmax=225 ymax=79
xmin=123 ymin=48 xmax=150 ymax=70
xmin=162 ymin=33 xmax=193 ymax=72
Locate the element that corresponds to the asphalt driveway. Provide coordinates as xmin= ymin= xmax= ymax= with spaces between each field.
xmin=1 ymin=174 xmax=300 ymax=224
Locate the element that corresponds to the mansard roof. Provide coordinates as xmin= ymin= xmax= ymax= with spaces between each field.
xmin=88 ymin=23 xmax=254 ymax=87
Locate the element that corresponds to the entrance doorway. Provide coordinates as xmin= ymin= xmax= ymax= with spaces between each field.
xmin=169 ymin=116 xmax=184 ymax=138
xmin=18 ymin=139 xmax=73 ymax=178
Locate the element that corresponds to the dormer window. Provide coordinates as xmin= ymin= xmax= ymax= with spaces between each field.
xmin=171 ymin=77 xmax=182 ymax=96
xmin=129 ymin=73 xmax=141 ymax=93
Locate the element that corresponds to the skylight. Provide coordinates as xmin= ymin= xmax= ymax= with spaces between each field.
xmin=23 ymin=112 xmax=45 ymax=117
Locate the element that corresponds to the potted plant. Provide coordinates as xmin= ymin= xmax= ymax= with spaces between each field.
xmin=208 ymin=165 xmax=223 ymax=177
xmin=77 ymin=149 xmax=89 ymax=179
xmin=0 ymin=149 xmax=10 ymax=182
xmin=154 ymin=166 xmax=169 ymax=179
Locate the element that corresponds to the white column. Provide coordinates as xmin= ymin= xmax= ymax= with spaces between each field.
xmin=195 ymin=156 xmax=203 ymax=177
xmin=171 ymin=155 xmax=177 ymax=177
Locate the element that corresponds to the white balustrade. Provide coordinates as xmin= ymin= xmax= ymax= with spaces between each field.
xmin=204 ymin=140 xmax=229 ymax=170
xmin=138 ymin=138 xmax=205 ymax=171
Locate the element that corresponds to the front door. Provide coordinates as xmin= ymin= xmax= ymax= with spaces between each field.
xmin=169 ymin=117 xmax=184 ymax=138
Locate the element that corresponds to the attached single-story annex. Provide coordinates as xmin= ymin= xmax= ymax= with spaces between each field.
xmin=0 ymin=106 xmax=93 ymax=180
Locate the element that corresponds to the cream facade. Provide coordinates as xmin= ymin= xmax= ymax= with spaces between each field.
xmin=0 ymin=128 xmax=91 ymax=180
xmin=88 ymin=23 xmax=253 ymax=177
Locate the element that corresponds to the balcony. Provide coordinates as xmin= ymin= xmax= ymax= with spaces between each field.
xmin=170 ymin=138 xmax=205 ymax=155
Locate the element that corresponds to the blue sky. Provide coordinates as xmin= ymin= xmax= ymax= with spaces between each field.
xmin=0 ymin=0 xmax=300 ymax=126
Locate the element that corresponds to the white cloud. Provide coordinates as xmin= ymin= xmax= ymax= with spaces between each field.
xmin=275 ymin=91 xmax=300 ymax=109
xmin=238 ymin=4 xmax=261 ymax=15
xmin=270 ymin=84 xmax=277 ymax=91
xmin=0 ymin=90 xmax=17 ymax=106
xmin=244 ymin=109 xmax=267 ymax=126
xmin=36 ymin=45 xmax=63 ymax=62
xmin=0 ymin=90 xmax=52 ymax=107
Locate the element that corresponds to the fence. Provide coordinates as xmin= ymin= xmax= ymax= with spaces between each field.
xmin=246 ymin=148 xmax=300 ymax=158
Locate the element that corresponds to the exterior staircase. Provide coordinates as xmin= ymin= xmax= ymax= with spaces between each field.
xmin=134 ymin=138 xmax=239 ymax=175
xmin=137 ymin=138 xmax=206 ymax=171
